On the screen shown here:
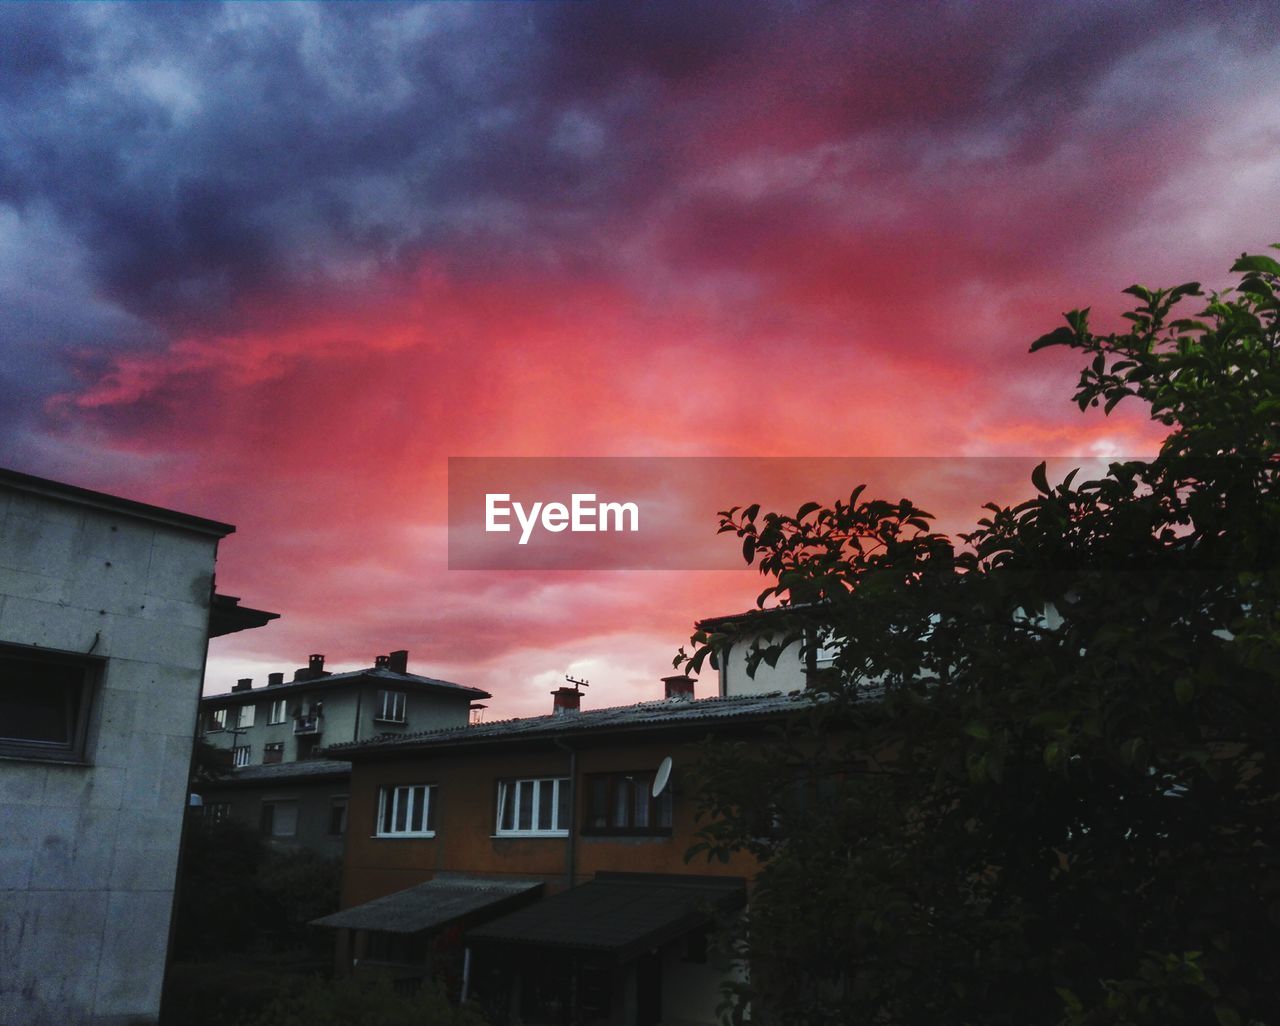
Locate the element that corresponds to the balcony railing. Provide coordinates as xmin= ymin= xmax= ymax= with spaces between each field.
xmin=293 ymin=713 xmax=324 ymax=735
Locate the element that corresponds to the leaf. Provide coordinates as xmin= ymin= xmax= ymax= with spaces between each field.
xmin=1030 ymin=326 xmax=1075 ymax=352
xmin=796 ymin=501 xmax=821 ymax=520
xmin=743 ymin=503 xmax=761 ymax=523
xmin=742 ymin=536 xmax=756 ymax=563
xmin=965 ymin=721 xmax=991 ymax=741
xmin=1214 ymin=1003 xmax=1242 ymax=1026
xmin=1231 ymin=253 xmax=1280 ymax=276
xmin=1031 ymin=461 xmax=1050 ymax=495
xmin=1175 ymin=677 xmax=1194 ymax=705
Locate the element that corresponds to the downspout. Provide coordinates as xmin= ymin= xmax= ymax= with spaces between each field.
xmin=553 ymin=737 xmax=576 ymax=888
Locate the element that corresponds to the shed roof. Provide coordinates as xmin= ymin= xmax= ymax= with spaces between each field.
xmin=466 ymin=873 xmax=746 ymax=963
xmin=312 ymin=875 xmax=544 ymax=934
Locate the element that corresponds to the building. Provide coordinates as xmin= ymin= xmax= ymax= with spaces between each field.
xmin=196 ymin=651 xmax=489 ymax=855
xmin=695 ymin=606 xmax=837 ymax=696
xmin=0 ymin=468 xmax=274 ymax=1026
xmin=316 ymin=675 xmax=810 ymax=1026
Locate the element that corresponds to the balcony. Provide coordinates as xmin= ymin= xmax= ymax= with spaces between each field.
xmin=293 ymin=713 xmax=324 ymax=736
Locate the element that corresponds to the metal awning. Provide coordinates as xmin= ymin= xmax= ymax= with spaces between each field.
xmin=312 ymin=875 xmax=543 ymax=935
xmin=466 ymin=873 xmax=747 ymax=963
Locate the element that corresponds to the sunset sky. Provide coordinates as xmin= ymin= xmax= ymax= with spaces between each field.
xmin=3 ymin=2 xmax=1277 ymax=717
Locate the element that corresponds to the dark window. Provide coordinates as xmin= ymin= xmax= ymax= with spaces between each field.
xmin=585 ymin=771 xmax=673 ymax=835
xmin=0 ymin=643 xmax=99 ymax=762
xmin=260 ymin=800 xmax=299 ymax=837
xmin=376 ymin=784 xmax=436 ymax=836
xmin=375 ymin=690 xmax=406 ymax=723
xmin=328 ymin=800 xmax=348 ymax=836
xmin=263 ymin=742 xmax=284 ymax=765
xmin=204 ymin=802 xmax=231 ymax=822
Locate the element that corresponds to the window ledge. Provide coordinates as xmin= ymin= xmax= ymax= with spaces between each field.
xmin=372 ymin=718 xmax=407 ymax=725
xmin=492 ymin=831 xmax=569 ymax=839
xmin=372 ymin=831 xmax=437 ymax=839
xmin=0 ymin=752 xmax=90 ymax=767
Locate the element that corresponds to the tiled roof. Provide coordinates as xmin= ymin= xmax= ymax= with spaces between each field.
xmin=325 ymin=690 xmax=823 ymax=757
xmin=467 ymin=873 xmax=747 ymax=961
xmin=202 ymin=666 xmax=490 ymax=707
xmin=312 ymin=875 xmax=544 ymax=934
xmin=199 ymin=758 xmax=352 ymax=785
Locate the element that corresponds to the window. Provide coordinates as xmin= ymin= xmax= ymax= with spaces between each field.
xmin=496 ymin=777 xmax=569 ymax=836
xmin=237 ymin=703 xmax=255 ymax=728
xmin=204 ymin=802 xmax=231 ymax=822
xmin=206 ymin=708 xmax=227 ymax=732
xmin=263 ymin=742 xmax=284 ymax=764
xmin=376 ymin=690 xmax=406 ymax=723
xmin=376 ymin=784 xmax=436 ymax=837
xmin=260 ymin=800 xmax=298 ymax=837
xmin=585 ymin=772 xmax=673 ymax=835
xmin=232 ymin=745 xmax=251 ymax=768
xmin=328 ymin=799 xmax=348 ymax=836
xmin=0 ymin=643 xmax=100 ymax=762
xmin=268 ymin=699 xmax=287 ymax=725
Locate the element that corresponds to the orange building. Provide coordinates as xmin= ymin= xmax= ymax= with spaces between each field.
xmin=318 ymin=676 xmax=805 ymax=1026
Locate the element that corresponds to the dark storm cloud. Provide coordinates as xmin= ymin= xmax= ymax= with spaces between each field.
xmin=0 ymin=1 xmax=1272 ymax=367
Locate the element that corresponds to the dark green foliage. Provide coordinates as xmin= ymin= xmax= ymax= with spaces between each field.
xmin=173 ymin=818 xmax=340 ymax=960
xmin=248 ymin=974 xmax=490 ymax=1026
xmin=685 ymin=249 xmax=1280 ymax=1026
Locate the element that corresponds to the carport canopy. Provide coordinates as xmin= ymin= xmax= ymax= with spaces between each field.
xmin=312 ymin=874 xmax=544 ymax=935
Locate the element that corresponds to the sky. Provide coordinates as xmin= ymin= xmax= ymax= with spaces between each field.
xmin=3 ymin=1 xmax=1278 ymax=718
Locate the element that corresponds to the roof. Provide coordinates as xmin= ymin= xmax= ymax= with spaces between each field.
xmin=199 ymin=758 xmax=351 ymax=786
xmin=695 ymin=600 xmax=829 ymax=632
xmin=202 ymin=666 xmax=490 ymax=707
xmin=312 ymin=875 xmax=544 ymax=934
xmin=467 ymin=873 xmax=747 ymax=962
xmin=209 ymin=593 xmax=280 ymax=638
xmin=326 ymin=690 xmax=817 ymax=757
xmin=0 ymin=466 xmax=236 ymax=538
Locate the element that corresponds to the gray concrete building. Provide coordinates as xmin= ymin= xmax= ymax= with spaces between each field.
xmin=0 ymin=468 xmax=274 ymax=1026
xmin=197 ymin=653 xmax=489 ymax=855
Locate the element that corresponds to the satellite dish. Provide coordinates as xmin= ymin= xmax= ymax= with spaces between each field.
xmin=652 ymin=756 xmax=673 ymax=798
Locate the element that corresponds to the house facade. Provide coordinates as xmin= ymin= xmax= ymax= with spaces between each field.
xmin=0 ymin=468 xmax=273 ymax=1026
xmin=696 ymin=606 xmax=835 ymax=696
xmin=319 ymin=677 xmax=806 ymax=1026
xmin=197 ymin=651 xmax=488 ymax=854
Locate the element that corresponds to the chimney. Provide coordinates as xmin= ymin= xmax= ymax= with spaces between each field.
xmin=387 ymin=650 xmax=409 ymax=674
xmin=232 ymin=677 xmax=252 ymax=693
xmin=374 ymin=654 xmax=391 ymax=669
xmin=663 ymin=675 xmax=695 ymax=701
xmin=267 ymin=672 xmax=284 ymax=687
xmin=309 ymin=654 xmax=325 ymax=674
xmin=552 ymin=686 xmax=582 ymax=715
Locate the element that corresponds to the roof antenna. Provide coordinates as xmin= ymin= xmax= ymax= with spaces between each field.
xmin=564 ymin=675 xmax=589 ymax=692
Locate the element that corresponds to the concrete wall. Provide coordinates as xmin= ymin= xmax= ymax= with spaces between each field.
xmin=0 ymin=483 xmax=220 ymax=1025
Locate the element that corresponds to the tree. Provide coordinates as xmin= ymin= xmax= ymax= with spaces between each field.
xmin=683 ymin=248 xmax=1280 ymax=1026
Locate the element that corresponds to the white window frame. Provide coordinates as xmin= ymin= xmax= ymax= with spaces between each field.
xmin=375 ymin=689 xmax=407 ymax=723
xmin=208 ymin=708 xmax=228 ymax=732
xmin=238 ymin=703 xmax=256 ymax=728
xmin=232 ymin=745 xmax=251 ymax=768
xmin=495 ymin=777 xmax=569 ymax=837
xmin=375 ymin=784 xmax=436 ymax=838
xmin=267 ymin=699 xmax=287 ymax=725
